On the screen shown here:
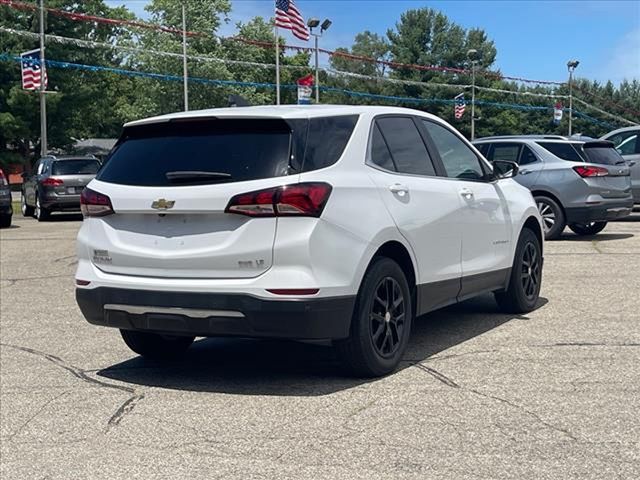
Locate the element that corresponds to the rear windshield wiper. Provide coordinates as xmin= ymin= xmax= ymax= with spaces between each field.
xmin=165 ymin=171 xmax=232 ymax=184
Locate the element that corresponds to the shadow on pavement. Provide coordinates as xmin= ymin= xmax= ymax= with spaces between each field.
xmin=98 ymin=294 xmax=548 ymax=396
xmin=46 ymin=213 xmax=83 ymax=222
xmin=560 ymin=232 xmax=634 ymax=241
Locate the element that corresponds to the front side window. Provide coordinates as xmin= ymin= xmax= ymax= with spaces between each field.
xmin=422 ymin=120 xmax=486 ymax=181
xmin=519 ymin=146 xmax=539 ymax=165
xmin=607 ymin=130 xmax=639 ymax=155
xmin=490 ymin=143 xmax=522 ymax=163
xmin=375 ymin=117 xmax=436 ymax=176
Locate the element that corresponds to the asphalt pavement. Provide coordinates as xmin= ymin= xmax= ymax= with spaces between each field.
xmin=1 ymin=213 xmax=639 ymax=479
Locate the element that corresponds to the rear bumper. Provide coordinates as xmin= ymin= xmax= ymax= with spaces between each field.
xmin=76 ymin=287 xmax=355 ymax=340
xmin=41 ymin=192 xmax=81 ymax=211
xmin=565 ymin=199 xmax=633 ymax=224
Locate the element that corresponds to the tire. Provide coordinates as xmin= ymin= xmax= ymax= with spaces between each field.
xmin=335 ymin=257 xmax=413 ymax=377
xmin=568 ymin=221 xmax=607 ymax=236
xmin=495 ymin=228 xmax=542 ymax=314
xmin=535 ymin=196 xmax=565 ymax=240
xmin=0 ymin=214 xmax=11 ymax=228
xmin=21 ymin=192 xmax=34 ymax=217
xmin=34 ymin=195 xmax=50 ymax=222
xmin=120 ymin=329 xmax=194 ymax=360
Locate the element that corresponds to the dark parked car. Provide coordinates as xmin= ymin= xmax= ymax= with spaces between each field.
xmin=21 ymin=155 xmax=101 ymax=221
xmin=0 ymin=168 xmax=12 ymax=228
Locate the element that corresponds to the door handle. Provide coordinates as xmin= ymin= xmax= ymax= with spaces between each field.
xmin=389 ymin=184 xmax=409 ymax=196
xmin=520 ymin=169 xmax=532 ymax=175
xmin=460 ymin=188 xmax=474 ymax=200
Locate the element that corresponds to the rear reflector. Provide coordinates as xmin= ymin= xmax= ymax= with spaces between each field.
xmin=42 ymin=177 xmax=64 ymax=186
xmin=267 ymin=289 xmax=320 ymax=295
xmin=80 ymin=187 xmax=114 ymax=217
xmin=226 ymin=182 xmax=332 ymax=218
xmin=75 ymin=279 xmax=91 ymax=286
xmin=573 ymin=165 xmax=608 ymax=177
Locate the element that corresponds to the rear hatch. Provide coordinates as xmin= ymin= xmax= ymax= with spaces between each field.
xmin=578 ymin=141 xmax=631 ymax=198
xmin=51 ymin=159 xmax=101 ymax=195
xmin=537 ymin=141 xmax=631 ymax=199
xmin=88 ymin=118 xmax=296 ymax=279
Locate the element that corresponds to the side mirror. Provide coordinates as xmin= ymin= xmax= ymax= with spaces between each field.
xmin=493 ymin=160 xmax=519 ymax=179
xmin=628 ymin=160 xmax=637 ymax=167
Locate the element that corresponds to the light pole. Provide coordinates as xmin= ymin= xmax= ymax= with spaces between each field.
xmin=182 ymin=2 xmax=189 ymax=111
xmin=39 ymin=0 xmax=47 ymax=157
xmin=467 ymin=49 xmax=479 ymax=140
xmin=567 ymin=60 xmax=579 ymax=136
xmin=307 ymin=18 xmax=332 ymax=104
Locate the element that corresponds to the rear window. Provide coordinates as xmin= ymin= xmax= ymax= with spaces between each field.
xmin=52 ymin=159 xmax=100 ymax=175
xmin=536 ymin=142 xmax=585 ymax=162
xmin=581 ymin=144 xmax=626 ymax=165
xmin=98 ymin=116 xmax=357 ymax=187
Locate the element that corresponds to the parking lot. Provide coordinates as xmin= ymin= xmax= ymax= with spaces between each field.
xmin=1 ymin=213 xmax=639 ymax=479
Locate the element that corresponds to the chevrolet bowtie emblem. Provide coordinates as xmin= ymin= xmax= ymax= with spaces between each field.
xmin=151 ymin=199 xmax=175 ymax=210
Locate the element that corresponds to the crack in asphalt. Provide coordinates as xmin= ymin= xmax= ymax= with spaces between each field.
xmin=414 ymin=364 xmax=460 ymax=388
xmin=1 ymin=343 xmax=143 ymax=432
xmin=413 ymin=362 xmax=578 ymax=442
xmin=0 ymin=273 xmax=72 ymax=284
xmin=7 ymin=390 xmax=70 ymax=440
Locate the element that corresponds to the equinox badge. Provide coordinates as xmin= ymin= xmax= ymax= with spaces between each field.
xmin=151 ymin=198 xmax=175 ymax=210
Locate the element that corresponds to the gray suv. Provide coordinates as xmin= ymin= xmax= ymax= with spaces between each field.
xmin=601 ymin=126 xmax=640 ymax=204
xmin=473 ymin=136 xmax=633 ymax=239
xmin=21 ymin=155 xmax=101 ymax=221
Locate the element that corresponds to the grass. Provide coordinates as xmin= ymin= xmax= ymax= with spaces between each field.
xmin=11 ymin=201 xmax=19 ymax=212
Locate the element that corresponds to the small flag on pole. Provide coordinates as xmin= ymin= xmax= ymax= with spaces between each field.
xmin=20 ymin=49 xmax=47 ymax=91
xmin=275 ymin=0 xmax=310 ymax=41
xmin=454 ymin=93 xmax=466 ymax=120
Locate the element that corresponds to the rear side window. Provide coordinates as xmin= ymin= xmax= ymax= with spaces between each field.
xmin=582 ymin=145 xmax=626 ymax=165
xmin=302 ymin=116 xmax=358 ymax=172
xmin=375 ymin=117 xmax=435 ymax=176
xmin=98 ymin=117 xmax=358 ymax=187
xmin=537 ymin=142 xmax=585 ymax=162
xmin=52 ymin=160 xmax=101 ymax=175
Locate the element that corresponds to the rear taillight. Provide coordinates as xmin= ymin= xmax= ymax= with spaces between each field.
xmin=0 ymin=169 xmax=7 ymax=186
xmin=225 ymin=182 xmax=332 ymax=218
xmin=573 ymin=166 xmax=609 ymax=177
xmin=80 ymin=187 xmax=114 ymax=217
xmin=42 ymin=177 xmax=64 ymax=186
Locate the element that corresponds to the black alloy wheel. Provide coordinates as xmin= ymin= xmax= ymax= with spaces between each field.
xmin=370 ymin=277 xmax=406 ymax=358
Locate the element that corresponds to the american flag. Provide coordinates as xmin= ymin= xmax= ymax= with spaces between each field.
xmin=454 ymin=93 xmax=465 ymax=119
xmin=275 ymin=0 xmax=309 ymax=41
xmin=21 ymin=49 xmax=47 ymax=91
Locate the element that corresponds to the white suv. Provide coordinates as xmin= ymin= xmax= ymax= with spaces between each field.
xmin=75 ymin=106 xmax=544 ymax=377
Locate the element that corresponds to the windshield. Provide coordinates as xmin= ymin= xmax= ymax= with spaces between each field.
xmin=52 ymin=160 xmax=101 ymax=175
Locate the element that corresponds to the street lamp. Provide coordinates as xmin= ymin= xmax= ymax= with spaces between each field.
xmin=467 ymin=49 xmax=479 ymax=140
xmin=308 ymin=17 xmax=332 ymax=104
xmin=567 ymin=60 xmax=580 ymax=136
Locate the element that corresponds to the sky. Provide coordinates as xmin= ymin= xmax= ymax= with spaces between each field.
xmin=104 ymin=0 xmax=640 ymax=85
